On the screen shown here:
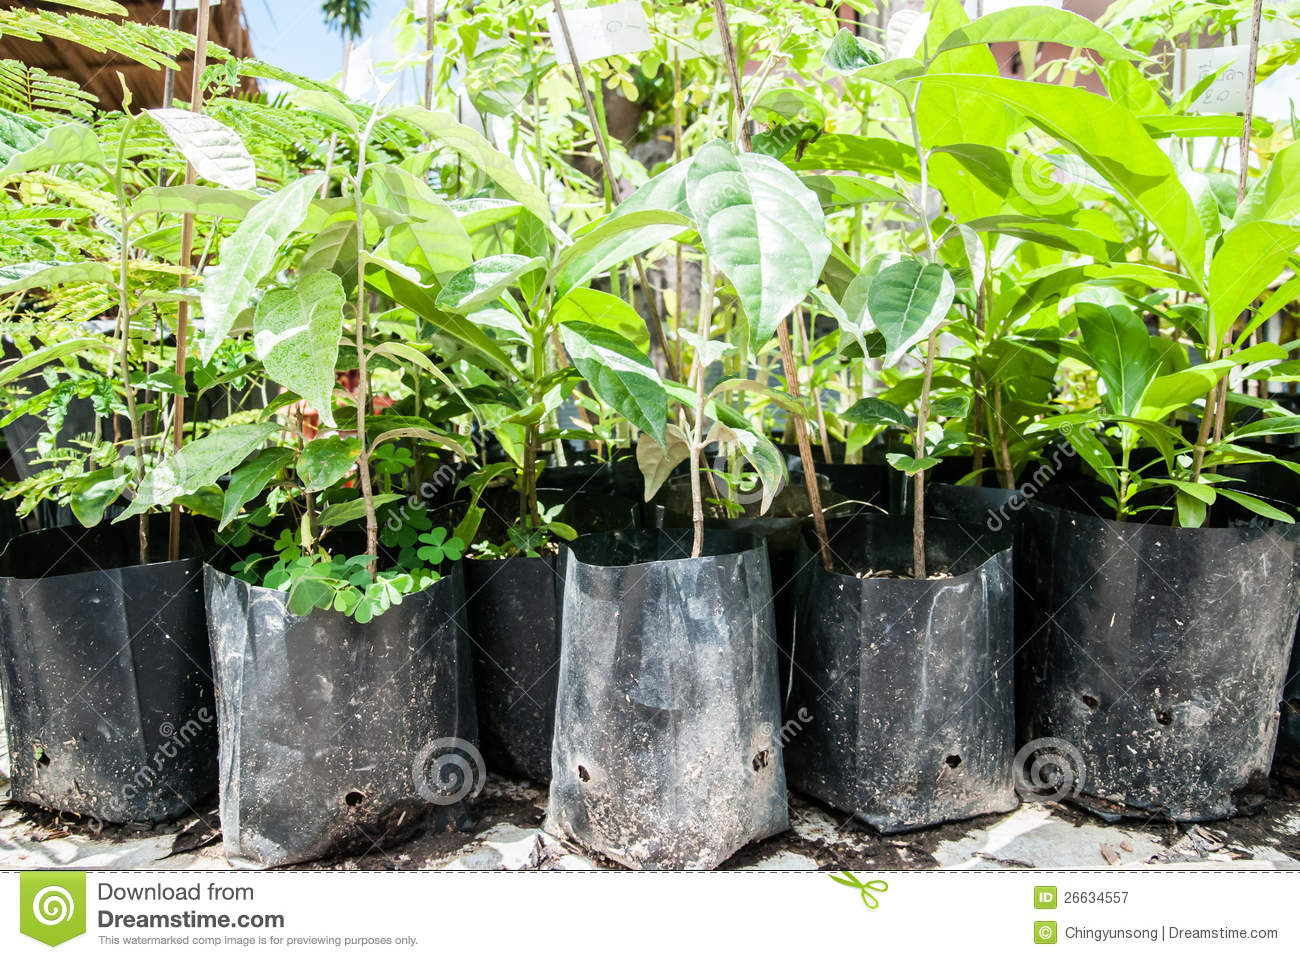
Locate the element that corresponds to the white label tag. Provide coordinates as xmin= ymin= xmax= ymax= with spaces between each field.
xmin=342 ymin=37 xmax=375 ymax=99
xmin=547 ymin=1 xmax=653 ymax=64
xmin=1177 ymin=45 xmax=1249 ymax=114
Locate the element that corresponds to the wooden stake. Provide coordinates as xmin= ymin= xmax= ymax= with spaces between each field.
xmin=168 ymin=0 xmax=210 ymax=563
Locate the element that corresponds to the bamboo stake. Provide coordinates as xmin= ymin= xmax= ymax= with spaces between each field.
xmin=168 ymin=0 xmax=210 ymax=563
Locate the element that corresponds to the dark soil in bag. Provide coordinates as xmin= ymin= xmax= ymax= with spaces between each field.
xmin=783 ymin=515 xmax=1018 ymax=833
xmin=1016 ymin=486 xmax=1300 ymax=820
xmin=546 ymin=529 xmax=788 ymax=869
xmin=205 ymin=563 xmax=476 ymax=867
xmin=463 ymin=491 xmax=640 ymax=783
xmin=0 ymin=516 xmax=217 ymax=823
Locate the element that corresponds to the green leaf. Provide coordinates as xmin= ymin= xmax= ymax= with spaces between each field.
xmin=842 ymin=397 xmax=912 ymax=428
xmin=145 ymin=108 xmax=256 ymax=190
xmin=253 ymin=271 xmax=346 ymax=426
xmin=117 ymin=423 xmax=281 ymax=521
xmin=552 ymin=287 xmax=650 ymax=352
xmin=921 ymin=75 xmax=1206 ymax=284
xmin=70 ymin=467 xmax=129 ymax=527
xmin=823 ymin=27 xmax=883 ymax=72
xmin=297 ymin=436 xmax=361 ymax=492
xmin=0 ymin=336 xmax=110 ymax=387
xmin=886 ymin=453 xmax=941 ymax=475
xmin=1136 ymin=343 xmax=1287 ymax=422
xmin=1076 ymin=302 xmax=1159 ymax=417
xmin=552 ymin=208 xmax=691 ymax=303
xmin=703 ymin=420 xmax=786 ymax=515
xmin=788 ymin=134 xmax=921 ymax=180
xmin=221 ymin=447 xmax=294 ymax=529
xmin=393 ymin=106 xmax=550 ymax=223
xmin=932 ymin=8 xmax=1138 ymax=63
xmin=560 ymin=321 xmax=667 ymax=446
xmin=0 ymin=260 xmax=114 ymax=294
xmin=0 ymin=123 xmax=102 ymax=177
xmin=686 ymin=140 xmax=830 ymax=352
xmin=434 ymin=254 xmax=545 ymax=314
xmin=316 ymin=493 xmax=403 ymax=528
xmin=448 ymin=197 xmax=523 ymax=233
xmin=131 ymin=184 xmax=261 ymax=220
xmin=368 ymin=164 xmax=472 ymax=280
xmin=287 ymin=90 xmax=359 ymax=132
xmin=1235 ymin=140 xmax=1300 ymax=226
xmin=1217 ymin=488 xmax=1294 ymax=524
xmin=362 ymin=257 xmax=514 ymax=376
xmin=867 ymin=258 xmax=955 ymax=366
xmin=198 ymin=173 xmax=325 ymax=363
xmin=1207 ymin=221 xmax=1300 ymax=349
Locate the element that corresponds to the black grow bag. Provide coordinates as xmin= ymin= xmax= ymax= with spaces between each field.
xmin=546 ymin=529 xmax=788 ymax=869
xmin=1017 ymin=490 xmax=1300 ymax=820
xmin=463 ymin=491 xmax=639 ymax=782
xmin=783 ymin=515 xmax=1017 ymax=833
xmin=0 ymin=516 xmax=217 ymax=823
xmin=205 ymin=564 xmax=476 ymax=867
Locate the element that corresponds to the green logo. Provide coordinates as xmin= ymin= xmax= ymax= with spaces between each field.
xmin=1034 ymin=885 xmax=1058 ymax=909
xmin=1034 ymin=920 xmax=1058 ymax=944
xmin=828 ymin=871 xmax=888 ymax=910
xmin=20 ymin=872 xmax=86 ymax=947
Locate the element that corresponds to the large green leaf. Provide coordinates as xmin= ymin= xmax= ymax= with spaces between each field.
xmin=368 ymin=164 xmax=472 ymax=280
xmin=131 ymin=185 xmax=261 ymax=220
xmin=1136 ymin=343 xmax=1288 ymax=422
xmin=560 ymin=321 xmax=667 ymax=446
xmin=198 ymin=173 xmax=325 ymax=363
xmin=434 ymin=254 xmax=545 ymax=314
xmin=788 ymin=134 xmax=921 ymax=180
xmin=0 ymin=123 xmax=102 ymax=178
xmin=686 ymin=140 xmax=830 ymax=352
xmin=916 ymin=0 xmax=1017 ymax=222
xmin=70 ymin=467 xmax=129 ymax=527
xmin=447 ymin=197 xmax=523 ymax=233
xmin=297 ymin=436 xmax=361 ymax=492
xmin=552 ymin=208 xmax=692 ymax=303
xmin=1207 ymin=221 xmax=1300 ymax=349
xmin=932 ymin=7 xmax=1138 ymax=63
xmin=253 ymin=271 xmax=346 ymax=426
xmin=362 ymin=257 xmax=514 ymax=376
xmin=0 ymin=336 xmax=110 ymax=387
xmin=552 ymin=287 xmax=650 ymax=351
xmin=867 ymin=258 xmax=955 ymax=366
xmin=221 ymin=447 xmax=294 ymax=529
xmin=823 ymin=28 xmax=883 ymax=72
xmin=145 ymin=108 xmax=256 ymax=190
xmin=0 ymin=260 xmax=113 ymax=294
xmin=1236 ymin=141 xmax=1300 ymax=225
xmin=922 ymin=74 xmax=1206 ymax=284
xmin=393 ymin=106 xmax=550 ymax=223
xmin=118 ymin=423 xmax=281 ymax=521
xmin=1076 ymin=302 xmax=1159 ymax=417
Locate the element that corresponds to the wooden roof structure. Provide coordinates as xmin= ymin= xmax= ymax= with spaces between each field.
xmin=0 ymin=1 xmax=258 ymax=111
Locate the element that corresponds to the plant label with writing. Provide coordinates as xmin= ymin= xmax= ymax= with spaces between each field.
xmin=1177 ymin=45 xmax=1249 ymax=115
xmin=547 ymin=1 xmax=652 ymax=64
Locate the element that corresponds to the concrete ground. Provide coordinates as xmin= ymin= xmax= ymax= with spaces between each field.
xmin=4 ymin=750 xmax=1299 ymax=871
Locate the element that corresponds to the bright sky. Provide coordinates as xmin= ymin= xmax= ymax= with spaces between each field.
xmin=241 ymin=0 xmax=409 ymax=86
